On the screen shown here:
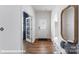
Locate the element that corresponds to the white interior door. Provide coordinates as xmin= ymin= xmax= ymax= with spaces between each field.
xmin=0 ymin=6 xmax=22 ymax=53
xmin=35 ymin=11 xmax=51 ymax=39
xmin=38 ymin=19 xmax=48 ymax=38
xmin=25 ymin=17 xmax=32 ymax=42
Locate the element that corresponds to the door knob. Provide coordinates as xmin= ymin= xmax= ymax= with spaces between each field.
xmin=0 ymin=27 xmax=4 ymax=31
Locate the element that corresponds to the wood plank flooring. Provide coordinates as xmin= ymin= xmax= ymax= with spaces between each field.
xmin=23 ymin=38 xmax=54 ymax=54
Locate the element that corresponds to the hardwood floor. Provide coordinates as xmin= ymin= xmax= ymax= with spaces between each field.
xmin=23 ymin=38 xmax=54 ymax=54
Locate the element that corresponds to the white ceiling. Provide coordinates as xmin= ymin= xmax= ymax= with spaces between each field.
xmin=32 ymin=5 xmax=55 ymax=11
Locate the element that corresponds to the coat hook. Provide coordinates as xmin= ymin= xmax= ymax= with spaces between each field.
xmin=0 ymin=27 xmax=4 ymax=31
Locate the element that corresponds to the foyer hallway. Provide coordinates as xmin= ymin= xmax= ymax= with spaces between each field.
xmin=23 ymin=39 xmax=54 ymax=54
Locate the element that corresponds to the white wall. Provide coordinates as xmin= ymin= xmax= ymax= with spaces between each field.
xmin=51 ymin=5 xmax=68 ymax=53
xmin=35 ymin=11 xmax=51 ymax=38
xmin=0 ymin=6 xmax=22 ymax=53
xmin=22 ymin=5 xmax=35 ymax=42
xmin=54 ymin=6 xmax=68 ymax=41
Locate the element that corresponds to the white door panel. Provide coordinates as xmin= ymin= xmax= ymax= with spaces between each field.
xmin=25 ymin=17 xmax=32 ymax=42
xmin=0 ymin=6 xmax=22 ymax=53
